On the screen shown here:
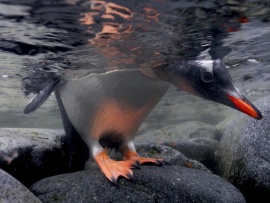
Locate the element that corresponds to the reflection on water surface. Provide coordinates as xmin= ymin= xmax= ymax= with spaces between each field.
xmin=0 ymin=0 xmax=270 ymax=131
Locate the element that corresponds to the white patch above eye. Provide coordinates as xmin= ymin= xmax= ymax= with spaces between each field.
xmin=196 ymin=60 xmax=214 ymax=73
xmin=196 ymin=60 xmax=215 ymax=83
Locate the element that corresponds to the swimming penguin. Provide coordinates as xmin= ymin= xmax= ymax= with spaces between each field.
xmin=24 ymin=59 xmax=262 ymax=184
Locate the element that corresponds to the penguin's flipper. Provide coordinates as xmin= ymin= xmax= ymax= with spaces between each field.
xmin=24 ymin=79 xmax=60 ymax=114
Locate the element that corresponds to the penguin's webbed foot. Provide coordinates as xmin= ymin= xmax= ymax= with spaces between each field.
xmin=94 ymin=149 xmax=134 ymax=185
xmin=123 ymin=149 xmax=166 ymax=166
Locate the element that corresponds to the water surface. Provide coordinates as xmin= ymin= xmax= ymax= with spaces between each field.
xmin=0 ymin=0 xmax=270 ymax=131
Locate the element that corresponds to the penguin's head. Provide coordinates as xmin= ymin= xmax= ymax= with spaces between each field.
xmin=155 ymin=59 xmax=262 ymax=120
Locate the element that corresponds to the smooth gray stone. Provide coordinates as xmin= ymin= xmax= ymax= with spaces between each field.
xmin=0 ymin=168 xmax=42 ymax=203
xmin=219 ymin=95 xmax=270 ymax=203
xmin=136 ymin=121 xmax=221 ymax=144
xmin=166 ymin=137 xmax=219 ymax=172
xmin=31 ymin=165 xmax=246 ymax=203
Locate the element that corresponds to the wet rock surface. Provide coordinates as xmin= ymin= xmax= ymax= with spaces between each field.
xmin=0 ymin=128 xmax=69 ymax=187
xmin=136 ymin=121 xmax=221 ymax=143
xmin=5 ymin=111 xmax=269 ymax=203
xmin=0 ymin=168 xmax=42 ymax=203
xmin=0 ymin=124 xmax=230 ymax=202
xmin=219 ymin=96 xmax=270 ymax=203
xmin=136 ymin=121 xmax=220 ymax=172
xmin=166 ymin=137 xmax=219 ymax=173
xmin=31 ymin=165 xmax=245 ymax=203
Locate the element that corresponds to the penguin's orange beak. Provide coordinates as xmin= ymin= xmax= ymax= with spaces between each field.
xmin=227 ymin=94 xmax=262 ymax=120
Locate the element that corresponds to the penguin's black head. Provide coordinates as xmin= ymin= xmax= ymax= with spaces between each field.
xmin=155 ymin=59 xmax=262 ymax=120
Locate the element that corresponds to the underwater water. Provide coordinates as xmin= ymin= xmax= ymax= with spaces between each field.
xmin=0 ymin=0 xmax=270 ymax=132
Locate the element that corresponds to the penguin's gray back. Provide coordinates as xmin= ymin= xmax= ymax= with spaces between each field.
xmin=57 ymin=69 xmax=170 ymax=147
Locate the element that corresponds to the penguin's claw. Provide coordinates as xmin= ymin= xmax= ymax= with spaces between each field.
xmin=135 ymin=160 xmax=141 ymax=166
xmin=94 ymin=149 xmax=134 ymax=185
xmin=131 ymin=162 xmax=141 ymax=169
xmin=111 ymin=177 xmax=118 ymax=186
xmin=127 ymin=172 xmax=134 ymax=182
xmin=163 ymin=160 xmax=170 ymax=165
xmin=157 ymin=159 xmax=165 ymax=166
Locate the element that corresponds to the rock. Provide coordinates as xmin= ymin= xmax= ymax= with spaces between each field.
xmin=31 ymin=165 xmax=246 ymax=203
xmin=135 ymin=121 xmax=220 ymax=144
xmin=167 ymin=137 xmax=219 ymax=173
xmin=135 ymin=143 xmax=210 ymax=171
xmin=0 ymin=128 xmax=86 ymax=187
xmin=219 ymin=96 xmax=270 ymax=203
xmin=134 ymin=143 xmax=185 ymax=165
xmin=0 ymin=168 xmax=42 ymax=203
xmin=215 ymin=115 xmax=235 ymax=137
xmin=0 ymin=126 xmax=213 ymax=187
xmin=136 ymin=122 xmax=220 ymax=172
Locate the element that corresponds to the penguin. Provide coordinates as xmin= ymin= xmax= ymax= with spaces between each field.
xmin=24 ymin=59 xmax=262 ymax=184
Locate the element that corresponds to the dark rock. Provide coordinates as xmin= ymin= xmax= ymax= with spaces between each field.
xmin=0 ymin=128 xmax=74 ymax=187
xmin=0 ymin=168 xmax=42 ymax=203
xmin=136 ymin=122 xmax=220 ymax=172
xmin=219 ymin=96 xmax=270 ymax=203
xmin=135 ymin=143 xmax=210 ymax=171
xmin=0 ymin=126 xmax=213 ymax=188
xmin=166 ymin=137 xmax=219 ymax=173
xmin=31 ymin=165 xmax=246 ymax=203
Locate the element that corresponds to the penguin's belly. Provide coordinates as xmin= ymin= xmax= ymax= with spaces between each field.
xmin=57 ymin=69 xmax=170 ymax=148
xmin=92 ymin=93 xmax=170 ymax=148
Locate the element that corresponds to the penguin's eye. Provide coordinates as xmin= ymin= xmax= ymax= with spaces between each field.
xmin=201 ymin=71 xmax=213 ymax=83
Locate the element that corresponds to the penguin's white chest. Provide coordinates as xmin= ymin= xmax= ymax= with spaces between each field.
xmin=58 ymin=69 xmax=170 ymax=147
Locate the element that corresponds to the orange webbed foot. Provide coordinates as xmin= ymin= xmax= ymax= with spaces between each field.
xmin=94 ymin=149 xmax=134 ymax=185
xmin=123 ymin=149 xmax=167 ymax=166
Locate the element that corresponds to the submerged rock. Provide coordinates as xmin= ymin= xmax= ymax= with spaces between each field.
xmin=0 ymin=119 xmax=244 ymax=203
xmin=0 ymin=121 xmax=219 ymax=187
xmin=219 ymin=96 xmax=270 ymax=203
xmin=0 ymin=168 xmax=42 ymax=203
xmin=136 ymin=121 xmax=220 ymax=172
xmin=135 ymin=143 xmax=210 ymax=171
xmin=136 ymin=121 xmax=221 ymax=143
xmin=31 ymin=165 xmax=245 ymax=203
xmin=0 ymin=128 xmax=69 ymax=186
xmin=167 ymin=137 xmax=219 ymax=173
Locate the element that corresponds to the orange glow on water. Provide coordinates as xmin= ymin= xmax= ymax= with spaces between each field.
xmin=78 ymin=0 xmax=164 ymax=71
xmin=90 ymin=1 xmax=133 ymax=20
xmin=143 ymin=6 xmax=160 ymax=22
xmin=105 ymin=2 xmax=133 ymax=20
xmin=101 ymin=14 xmax=115 ymax=20
xmin=80 ymin=12 xmax=99 ymax=25
xmin=100 ymin=23 xmax=119 ymax=34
